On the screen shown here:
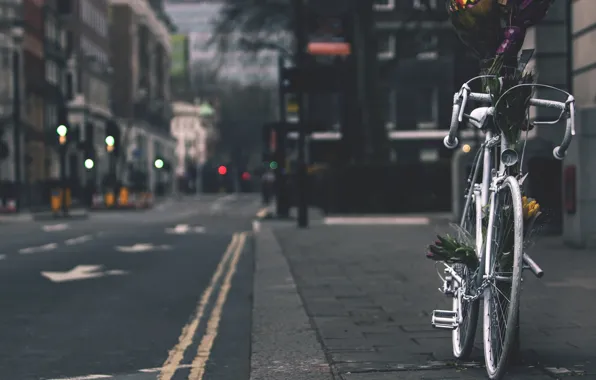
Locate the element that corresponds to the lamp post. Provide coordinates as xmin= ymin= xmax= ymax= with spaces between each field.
xmin=292 ymin=0 xmax=308 ymax=228
xmin=11 ymin=25 xmax=23 ymax=212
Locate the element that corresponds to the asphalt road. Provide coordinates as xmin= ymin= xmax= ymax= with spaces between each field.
xmin=0 ymin=194 xmax=261 ymax=380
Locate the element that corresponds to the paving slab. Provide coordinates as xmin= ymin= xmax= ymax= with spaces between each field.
xmin=269 ymin=220 xmax=596 ymax=379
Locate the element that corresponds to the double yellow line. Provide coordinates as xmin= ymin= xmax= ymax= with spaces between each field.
xmin=159 ymin=232 xmax=248 ymax=380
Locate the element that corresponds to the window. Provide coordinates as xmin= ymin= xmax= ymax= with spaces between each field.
xmin=374 ymin=0 xmax=394 ymax=11
xmin=377 ymin=34 xmax=395 ymax=60
xmin=413 ymin=0 xmax=438 ymax=10
xmin=387 ymin=89 xmax=396 ymax=128
xmin=415 ymin=86 xmax=438 ymax=126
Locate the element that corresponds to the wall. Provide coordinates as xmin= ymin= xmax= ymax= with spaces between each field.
xmin=562 ymin=0 xmax=596 ymax=246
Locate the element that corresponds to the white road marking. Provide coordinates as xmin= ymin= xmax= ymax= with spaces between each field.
xmin=0 ymin=254 xmax=6 ymax=260
xmin=138 ymin=364 xmax=193 ymax=373
xmin=115 ymin=243 xmax=171 ymax=252
xmin=323 ymin=216 xmax=430 ymax=225
xmin=19 ymin=243 xmax=58 ymax=254
xmin=47 ymin=375 xmax=112 ymax=380
xmin=42 ymin=223 xmax=69 ymax=232
xmin=46 ymin=365 xmax=197 ymax=379
xmin=165 ymin=224 xmax=206 ymax=234
xmin=65 ymin=235 xmax=93 ymax=246
xmin=210 ymin=194 xmax=237 ymax=213
xmin=41 ymin=265 xmax=128 ymax=283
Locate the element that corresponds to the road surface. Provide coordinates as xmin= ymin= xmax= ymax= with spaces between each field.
xmin=0 ymin=194 xmax=260 ymax=380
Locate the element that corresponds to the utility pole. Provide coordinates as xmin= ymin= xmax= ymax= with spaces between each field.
xmin=293 ymin=0 xmax=308 ymax=228
xmin=12 ymin=37 xmax=21 ymax=212
xmin=276 ymin=56 xmax=290 ymax=218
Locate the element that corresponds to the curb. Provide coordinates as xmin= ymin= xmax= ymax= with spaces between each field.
xmin=32 ymin=211 xmax=90 ymax=221
xmin=250 ymin=224 xmax=335 ymax=380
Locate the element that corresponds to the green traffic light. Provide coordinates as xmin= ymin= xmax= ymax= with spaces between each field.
xmin=84 ymin=159 xmax=94 ymax=169
xmin=105 ymin=135 xmax=115 ymax=146
xmin=56 ymin=125 xmax=67 ymax=136
xmin=154 ymin=159 xmax=164 ymax=169
xmin=269 ymin=161 xmax=278 ymax=169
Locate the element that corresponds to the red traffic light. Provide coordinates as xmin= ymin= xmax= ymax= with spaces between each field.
xmin=241 ymin=172 xmax=251 ymax=181
xmin=218 ymin=165 xmax=227 ymax=175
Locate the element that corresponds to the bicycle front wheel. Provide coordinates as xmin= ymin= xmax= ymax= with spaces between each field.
xmin=483 ymin=176 xmax=523 ymax=379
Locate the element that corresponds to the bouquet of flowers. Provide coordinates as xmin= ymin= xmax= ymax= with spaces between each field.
xmin=427 ymin=196 xmax=544 ymax=270
xmin=427 ymin=225 xmax=479 ymax=269
xmin=447 ymin=0 xmax=555 ymax=60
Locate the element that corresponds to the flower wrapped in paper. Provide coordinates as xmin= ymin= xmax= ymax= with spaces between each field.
xmin=447 ymin=0 xmax=556 ymax=59
xmin=447 ymin=0 xmax=503 ymax=59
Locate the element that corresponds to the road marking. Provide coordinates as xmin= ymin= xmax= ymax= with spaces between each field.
xmin=115 ymin=243 xmax=171 ymax=253
xmin=139 ymin=364 xmax=193 ymax=373
xmin=210 ymin=194 xmax=237 ymax=213
xmin=323 ymin=216 xmax=430 ymax=225
xmin=47 ymin=375 xmax=112 ymax=380
xmin=188 ymin=232 xmax=247 ymax=380
xmin=65 ymin=235 xmax=93 ymax=246
xmin=252 ymin=220 xmax=261 ymax=233
xmin=256 ymin=207 xmax=269 ymax=218
xmin=165 ymin=224 xmax=206 ymax=234
xmin=42 ymin=223 xmax=69 ymax=232
xmin=19 ymin=243 xmax=58 ymax=254
xmin=0 ymin=254 xmax=6 ymax=260
xmin=41 ymin=265 xmax=128 ymax=283
xmin=158 ymin=233 xmax=241 ymax=380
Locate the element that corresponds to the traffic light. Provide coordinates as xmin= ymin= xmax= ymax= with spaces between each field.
xmin=241 ymin=171 xmax=250 ymax=181
xmin=84 ymin=158 xmax=94 ymax=169
xmin=105 ymin=135 xmax=115 ymax=152
xmin=57 ymin=124 xmax=68 ymax=145
xmin=218 ymin=165 xmax=227 ymax=175
xmin=105 ymin=120 xmax=120 ymax=154
xmin=269 ymin=161 xmax=278 ymax=170
xmin=154 ymin=158 xmax=164 ymax=169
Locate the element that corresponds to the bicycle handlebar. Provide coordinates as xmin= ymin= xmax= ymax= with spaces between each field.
xmin=444 ymin=84 xmax=575 ymax=161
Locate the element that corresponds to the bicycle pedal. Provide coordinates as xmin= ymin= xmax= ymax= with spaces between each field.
xmin=431 ymin=310 xmax=458 ymax=330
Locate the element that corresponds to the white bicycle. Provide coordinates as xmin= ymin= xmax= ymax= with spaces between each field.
xmin=430 ymin=75 xmax=575 ymax=379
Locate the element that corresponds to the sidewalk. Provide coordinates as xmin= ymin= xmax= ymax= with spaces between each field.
xmin=254 ymin=219 xmax=596 ymax=380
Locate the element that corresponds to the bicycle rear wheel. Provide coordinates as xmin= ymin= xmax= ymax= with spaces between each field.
xmin=483 ymin=176 xmax=523 ymax=379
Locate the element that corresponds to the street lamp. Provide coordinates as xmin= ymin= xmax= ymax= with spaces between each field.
xmin=11 ymin=25 xmax=24 ymax=212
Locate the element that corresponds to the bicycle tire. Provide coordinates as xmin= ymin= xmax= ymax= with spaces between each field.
xmin=483 ymin=176 xmax=523 ymax=380
xmin=452 ymin=156 xmax=483 ymax=360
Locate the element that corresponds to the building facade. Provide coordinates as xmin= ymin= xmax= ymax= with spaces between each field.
xmin=57 ymin=0 xmax=112 ymax=197
xmin=373 ymin=0 xmax=478 ymax=164
xmin=109 ymin=0 xmax=175 ymax=194
xmin=170 ymin=101 xmax=214 ymax=192
xmin=563 ymin=0 xmax=596 ymax=246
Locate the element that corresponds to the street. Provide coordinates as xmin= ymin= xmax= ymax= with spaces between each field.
xmin=0 ymin=194 xmax=259 ymax=380
xmin=1 ymin=199 xmax=594 ymax=380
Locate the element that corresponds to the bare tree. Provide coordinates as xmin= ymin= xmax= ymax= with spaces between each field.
xmin=209 ymin=0 xmax=292 ymax=61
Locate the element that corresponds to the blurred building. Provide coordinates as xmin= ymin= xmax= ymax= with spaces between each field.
xmin=108 ymin=0 xmax=176 ymax=193
xmin=170 ymin=101 xmax=216 ymax=192
xmin=373 ymin=0 xmax=478 ymax=164
xmin=58 ymin=0 xmax=113 ymax=201
xmin=170 ymin=34 xmax=192 ymax=101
